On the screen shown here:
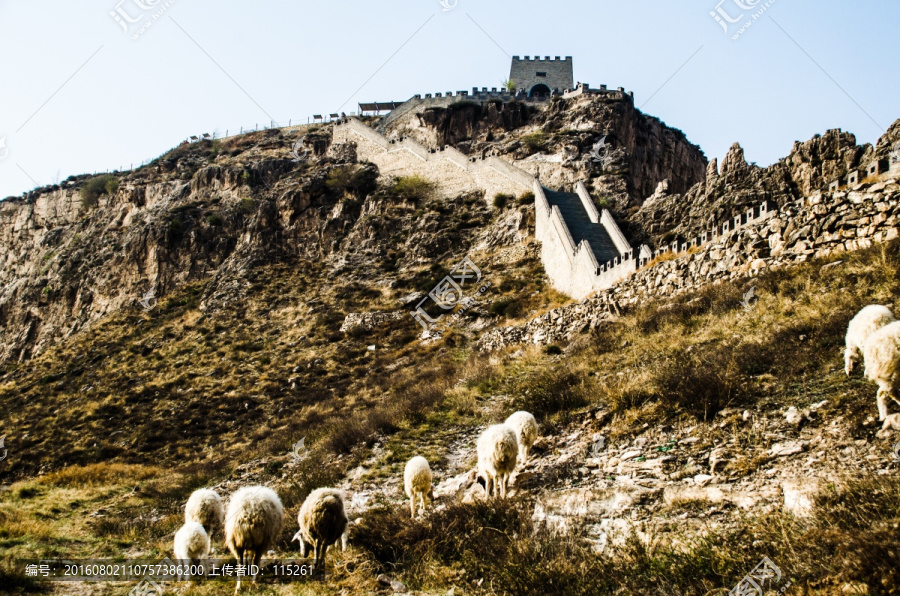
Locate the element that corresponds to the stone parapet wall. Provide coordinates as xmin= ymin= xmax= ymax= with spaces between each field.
xmin=477 ymin=179 xmax=900 ymax=350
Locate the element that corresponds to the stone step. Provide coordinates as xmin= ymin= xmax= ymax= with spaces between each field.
xmin=542 ymin=187 xmax=619 ymax=265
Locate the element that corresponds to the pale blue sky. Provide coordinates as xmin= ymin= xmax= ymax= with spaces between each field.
xmin=1 ymin=0 xmax=897 ymax=200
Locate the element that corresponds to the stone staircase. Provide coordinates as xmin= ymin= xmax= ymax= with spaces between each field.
xmin=332 ymin=118 xmax=645 ymax=300
xmin=541 ymin=188 xmax=620 ymax=267
xmin=332 ymin=118 xmax=532 ymax=200
xmin=534 ymin=180 xmax=646 ymax=299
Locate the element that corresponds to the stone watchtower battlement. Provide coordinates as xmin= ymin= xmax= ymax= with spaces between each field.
xmin=510 ymin=55 xmax=574 ymax=97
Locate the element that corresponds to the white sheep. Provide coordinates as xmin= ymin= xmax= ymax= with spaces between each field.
xmin=404 ymin=456 xmax=434 ymax=519
xmin=863 ymin=320 xmax=900 ymax=420
xmin=504 ymin=411 xmax=539 ymax=467
xmin=845 ymin=305 xmax=895 ymax=375
xmin=475 ymin=424 xmax=518 ymax=498
xmin=185 ymin=488 xmax=224 ymax=541
xmin=173 ymin=521 xmax=209 ymax=581
xmin=224 ymin=486 xmax=284 ymax=594
xmin=292 ymin=488 xmax=349 ymax=570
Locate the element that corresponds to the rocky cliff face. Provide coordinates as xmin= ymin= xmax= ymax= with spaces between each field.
xmin=0 ymin=128 xmax=364 ymax=363
xmin=0 ymin=124 xmax=532 ymax=365
xmin=2 ymin=102 xmax=896 ymax=366
xmin=405 ymin=101 xmax=532 ymax=149
xmin=389 ymin=93 xmax=709 ymax=211
xmin=627 ymin=122 xmax=900 ymax=248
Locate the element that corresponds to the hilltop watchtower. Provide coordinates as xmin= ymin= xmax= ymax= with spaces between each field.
xmin=509 ymin=56 xmax=573 ymax=97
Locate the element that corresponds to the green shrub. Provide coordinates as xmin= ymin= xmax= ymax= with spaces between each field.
xmin=596 ymin=197 xmax=613 ymax=210
xmin=521 ymin=133 xmax=547 ymax=154
xmin=206 ymin=213 xmax=223 ymax=226
xmin=326 ymin=165 xmax=378 ymax=198
xmin=512 ymin=368 xmax=588 ymax=419
xmin=238 ymin=198 xmax=257 ymax=214
xmin=104 ymin=177 xmax=119 ymax=196
xmin=518 ymin=191 xmax=535 ymax=205
xmin=652 ymin=346 xmax=747 ymax=421
xmin=167 ymin=218 xmax=185 ymax=241
xmin=490 ymin=297 xmax=524 ymax=318
xmin=80 ymin=175 xmax=119 ymax=209
xmin=389 ymin=175 xmax=437 ymax=202
xmin=493 ymin=193 xmax=514 ymax=209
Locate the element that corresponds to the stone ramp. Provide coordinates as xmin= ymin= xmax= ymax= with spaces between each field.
xmin=332 ymin=118 xmax=532 ymax=200
xmin=542 ymin=187 xmax=619 ymax=267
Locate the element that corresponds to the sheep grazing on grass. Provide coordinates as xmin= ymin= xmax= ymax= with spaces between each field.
xmin=846 ymin=305 xmax=895 ymax=375
xmin=292 ymin=488 xmax=349 ymax=570
xmin=224 ymin=486 xmax=283 ymax=594
xmin=476 ymin=424 xmax=518 ymax=498
xmin=173 ymin=521 xmax=209 ymax=581
xmin=863 ymin=321 xmax=900 ymax=421
xmin=404 ymin=456 xmax=434 ymax=519
xmin=504 ymin=411 xmax=539 ymax=467
xmin=185 ymin=488 xmax=224 ymax=541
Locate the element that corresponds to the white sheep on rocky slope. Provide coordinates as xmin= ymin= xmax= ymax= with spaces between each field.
xmin=863 ymin=320 xmax=900 ymax=420
xmin=292 ymin=488 xmax=349 ymax=570
xmin=846 ymin=305 xmax=896 ymax=375
xmin=173 ymin=521 xmax=209 ymax=581
xmin=504 ymin=411 xmax=539 ymax=467
xmin=225 ymin=486 xmax=283 ymax=594
xmin=476 ymin=424 xmax=518 ymax=498
xmin=185 ymin=488 xmax=224 ymax=541
xmin=404 ymin=456 xmax=433 ymax=519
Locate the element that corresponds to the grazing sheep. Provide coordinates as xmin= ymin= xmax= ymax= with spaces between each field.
xmin=845 ymin=305 xmax=895 ymax=375
xmin=292 ymin=488 xmax=349 ymax=570
xmin=404 ymin=456 xmax=434 ymax=519
xmin=504 ymin=411 xmax=539 ymax=467
xmin=475 ymin=424 xmax=518 ymax=498
xmin=173 ymin=521 xmax=209 ymax=581
xmin=863 ymin=321 xmax=900 ymax=420
xmin=224 ymin=486 xmax=284 ymax=594
xmin=185 ymin=488 xmax=224 ymax=541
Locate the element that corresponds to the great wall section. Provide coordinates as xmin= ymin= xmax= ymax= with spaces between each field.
xmin=333 ymin=117 xmax=640 ymax=300
xmin=479 ymin=175 xmax=900 ymax=349
xmin=4 ymin=69 xmax=900 ymax=360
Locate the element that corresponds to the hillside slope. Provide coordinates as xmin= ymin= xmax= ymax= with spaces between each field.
xmin=1 ymin=95 xmax=899 ymax=595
